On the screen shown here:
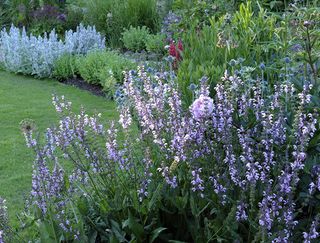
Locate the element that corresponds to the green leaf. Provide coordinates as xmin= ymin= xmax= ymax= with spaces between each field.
xmin=39 ymin=220 xmax=59 ymax=243
xmin=148 ymin=184 xmax=162 ymax=211
xmin=190 ymin=195 xmax=198 ymax=216
xmin=308 ymin=129 xmax=320 ymax=150
xmin=111 ymin=220 xmax=126 ymax=242
xmin=123 ymin=212 xmax=144 ymax=241
xmin=149 ymin=227 xmax=166 ymax=243
xmin=168 ymin=241 xmax=188 ymax=243
xmin=88 ymin=231 xmax=97 ymax=243
xmin=197 ymin=202 xmax=211 ymax=217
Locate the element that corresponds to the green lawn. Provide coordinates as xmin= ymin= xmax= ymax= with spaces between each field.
xmin=0 ymin=71 xmax=117 ymax=226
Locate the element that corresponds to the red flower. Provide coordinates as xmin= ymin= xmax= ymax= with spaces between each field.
xmin=169 ymin=41 xmax=177 ymax=57
xmin=168 ymin=40 xmax=183 ymax=69
xmin=178 ymin=40 xmax=183 ymax=51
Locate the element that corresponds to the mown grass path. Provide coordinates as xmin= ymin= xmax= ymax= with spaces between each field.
xmin=0 ymin=71 xmax=117 ymax=225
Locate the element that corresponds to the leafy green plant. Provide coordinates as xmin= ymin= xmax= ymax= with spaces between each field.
xmin=76 ymin=50 xmax=135 ymax=95
xmin=1 ymin=1 xmax=70 ymax=36
xmin=125 ymin=0 xmax=159 ymax=31
xmin=75 ymin=52 xmax=105 ymax=85
xmin=145 ymin=33 xmax=166 ymax=54
xmin=76 ymin=0 xmax=160 ymax=47
xmin=173 ymin=0 xmax=236 ymax=28
xmin=287 ymin=5 xmax=320 ymax=86
xmin=177 ymin=1 xmax=281 ymax=106
xmin=0 ymin=2 xmax=11 ymax=29
xmin=64 ymin=2 xmax=84 ymax=31
xmin=53 ymin=54 xmax=77 ymax=80
xmin=121 ymin=26 xmax=150 ymax=52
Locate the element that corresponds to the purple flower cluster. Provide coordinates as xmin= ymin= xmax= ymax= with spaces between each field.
xmin=190 ymin=95 xmax=214 ymax=121
xmin=23 ymin=66 xmax=319 ymax=241
xmin=236 ymin=202 xmax=248 ymax=221
xmin=303 ymin=216 xmax=320 ymax=243
xmin=161 ymin=11 xmax=182 ymax=42
xmin=137 ymin=150 xmax=153 ymax=201
xmin=32 ymin=5 xmax=66 ymax=23
xmin=309 ymin=165 xmax=320 ymax=195
xmin=21 ymin=95 xmax=116 ymax=239
xmin=191 ymin=168 xmax=204 ymax=197
xmin=209 ymin=175 xmax=227 ymax=205
xmin=121 ymin=68 xmax=318 ymax=240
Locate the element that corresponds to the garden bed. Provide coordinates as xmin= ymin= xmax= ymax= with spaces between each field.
xmin=0 ymin=0 xmax=319 ymax=242
xmin=59 ymin=78 xmax=105 ymax=97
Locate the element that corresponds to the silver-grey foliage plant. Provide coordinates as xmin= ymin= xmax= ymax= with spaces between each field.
xmin=0 ymin=24 xmax=105 ymax=78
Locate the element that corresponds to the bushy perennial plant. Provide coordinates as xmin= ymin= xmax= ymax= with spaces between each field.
xmin=0 ymin=24 xmax=105 ymax=78
xmin=75 ymin=50 xmax=136 ymax=96
xmin=121 ymin=26 xmax=150 ymax=52
xmin=22 ymin=67 xmax=320 ymax=241
xmin=64 ymin=24 xmax=105 ymax=55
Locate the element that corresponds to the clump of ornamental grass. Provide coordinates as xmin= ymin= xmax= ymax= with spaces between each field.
xmin=20 ymin=67 xmax=320 ymax=242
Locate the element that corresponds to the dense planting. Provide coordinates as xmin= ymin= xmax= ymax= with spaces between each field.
xmin=0 ymin=0 xmax=320 ymax=242
xmin=15 ymin=67 xmax=320 ymax=242
xmin=0 ymin=24 xmax=105 ymax=78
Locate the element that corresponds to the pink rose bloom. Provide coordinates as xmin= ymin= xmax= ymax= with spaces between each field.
xmin=190 ymin=94 xmax=214 ymax=121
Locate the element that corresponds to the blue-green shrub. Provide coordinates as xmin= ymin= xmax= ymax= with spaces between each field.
xmin=0 ymin=24 xmax=105 ymax=78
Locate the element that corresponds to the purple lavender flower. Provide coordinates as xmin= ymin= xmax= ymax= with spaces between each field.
xmin=20 ymin=119 xmax=37 ymax=148
xmin=118 ymin=107 xmax=132 ymax=129
xmin=191 ymin=168 xmax=204 ymax=197
xmin=236 ymin=202 xmax=248 ymax=221
xmin=137 ymin=151 xmax=153 ymax=202
xmin=158 ymin=166 xmax=178 ymax=188
xmin=209 ymin=175 xmax=227 ymax=205
xmin=303 ymin=216 xmax=319 ymax=243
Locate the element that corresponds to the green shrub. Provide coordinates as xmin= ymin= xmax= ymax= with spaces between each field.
xmin=121 ymin=26 xmax=150 ymax=52
xmin=2 ymin=1 xmax=70 ymax=37
xmin=145 ymin=33 xmax=166 ymax=54
xmin=64 ymin=2 xmax=85 ymax=31
xmin=77 ymin=0 xmax=160 ymax=47
xmin=177 ymin=1 xmax=280 ymax=107
xmin=53 ymin=54 xmax=77 ymax=80
xmin=125 ymin=0 xmax=159 ymax=30
xmin=76 ymin=52 xmax=105 ymax=85
xmin=76 ymin=50 xmax=135 ymax=95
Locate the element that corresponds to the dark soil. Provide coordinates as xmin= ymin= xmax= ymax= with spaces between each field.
xmin=59 ymin=77 xmax=105 ymax=97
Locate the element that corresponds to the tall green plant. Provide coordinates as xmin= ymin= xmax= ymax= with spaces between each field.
xmin=177 ymin=1 xmax=281 ymax=106
xmin=77 ymin=0 xmax=160 ymax=47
